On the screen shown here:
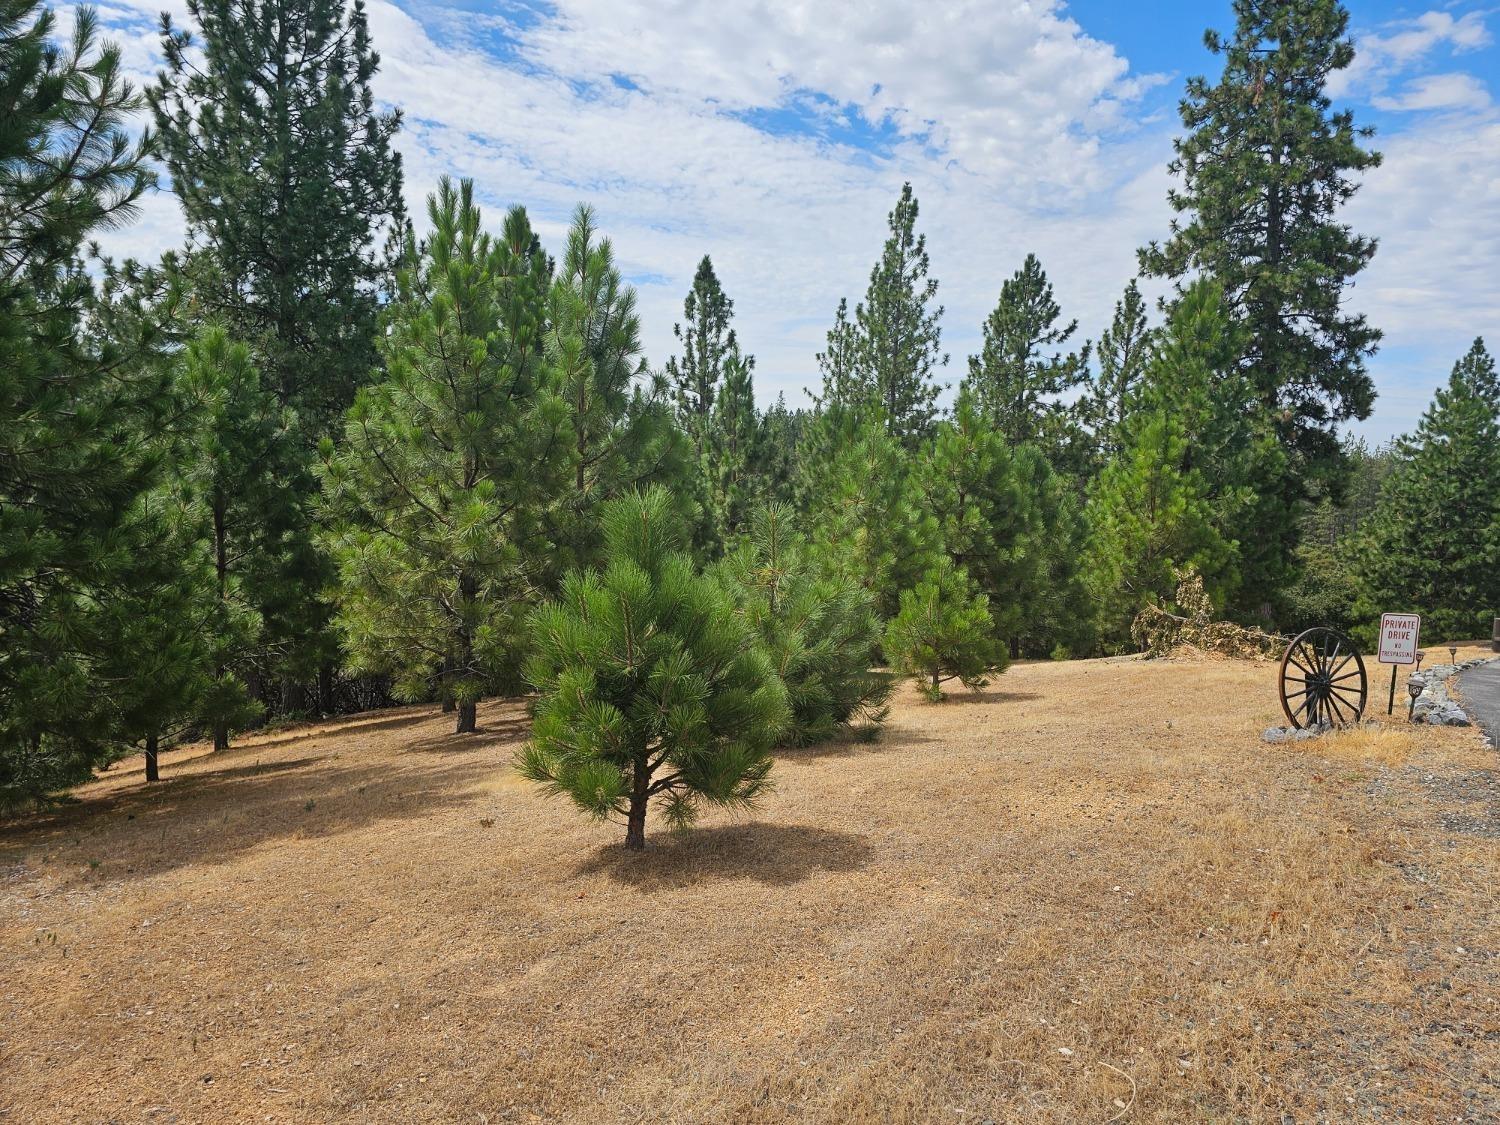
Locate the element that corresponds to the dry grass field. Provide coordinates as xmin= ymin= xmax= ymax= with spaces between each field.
xmin=3 ymin=650 xmax=1497 ymax=1123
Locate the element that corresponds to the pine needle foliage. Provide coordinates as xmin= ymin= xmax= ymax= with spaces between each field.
xmin=544 ymin=204 xmax=690 ymax=578
xmin=1353 ymin=340 xmax=1500 ymax=642
xmin=1140 ymin=0 xmax=1380 ymax=504
xmin=519 ymin=489 xmax=790 ymax=850
xmin=0 ymin=0 xmax=179 ymax=808
xmin=884 ymin=558 xmax=1005 ymax=702
xmin=716 ymin=504 xmax=890 ymax=746
xmin=320 ymin=178 xmax=565 ymax=734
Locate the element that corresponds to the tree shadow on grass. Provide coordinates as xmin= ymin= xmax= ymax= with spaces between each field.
xmin=0 ymin=743 xmax=504 ymax=883
xmin=946 ymin=688 xmax=1044 ymax=706
xmin=576 ymin=822 xmax=873 ymax=890
xmin=402 ymin=716 xmax=532 ymax=755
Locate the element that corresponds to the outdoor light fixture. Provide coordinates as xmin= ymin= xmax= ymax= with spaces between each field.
xmin=1415 ymin=650 xmax=1425 ymax=672
xmin=1449 ymin=645 xmax=1458 ymax=665
xmin=1407 ymin=677 xmax=1423 ymax=720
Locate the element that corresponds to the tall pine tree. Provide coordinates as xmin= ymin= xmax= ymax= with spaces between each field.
xmin=150 ymin=0 xmax=406 ymax=710
xmin=1084 ymin=278 xmax=1151 ymax=464
xmin=665 ymin=255 xmax=736 ymax=457
xmin=545 ymin=204 xmax=689 ymax=577
xmin=0 ymin=1 xmax=181 ymax=807
xmin=1354 ymin=341 xmax=1500 ymax=642
xmin=321 ymin=180 xmax=564 ymax=734
xmin=1140 ymin=0 xmax=1380 ymax=521
xmin=853 ymin=183 xmax=947 ymax=447
xmin=964 ymin=253 xmax=1090 ymax=463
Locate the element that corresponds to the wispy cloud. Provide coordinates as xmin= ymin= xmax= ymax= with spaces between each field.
xmin=82 ymin=1 xmax=1500 ymax=440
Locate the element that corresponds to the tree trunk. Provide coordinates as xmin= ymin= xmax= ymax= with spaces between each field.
xmin=317 ymin=663 xmax=334 ymax=715
xmin=442 ymin=696 xmax=456 ymax=714
xmin=625 ymin=759 xmax=650 ymax=850
xmin=456 ymin=700 xmax=477 ymax=734
xmin=213 ymin=721 xmax=229 ymax=754
xmin=144 ymin=732 xmax=160 ymax=783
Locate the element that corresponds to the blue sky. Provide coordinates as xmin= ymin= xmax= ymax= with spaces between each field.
xmin=92 ymin=0 xmax=1500 ymax=442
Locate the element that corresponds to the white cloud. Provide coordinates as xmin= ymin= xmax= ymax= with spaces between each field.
xmin=1371 ymin=73 xmax=1491 ymax=112
xmin=78 ymin=0 xmax=1500 ymax=442
xmin=1331 ymin=9 xmax=1491 ymax=100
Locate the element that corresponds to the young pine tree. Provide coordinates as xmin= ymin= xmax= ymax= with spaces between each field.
xmin=665 ymin=255 xmax=736 ymax=457
xmin=804 ymin=408 xmax=939 ymax=621
xmin=853 ymin=183 xmax=948 ymax=447
xmin=884 ymin=558 xmax=1005 ymax=701
xmin=1140 ymin=0 xmax=1380 ymax=523
xmin=1354 ymin=341 xmax=1500 ymax=642
xmin=321 ymin=179 xmax=564 ymax=734
xmin=1084 ymin=278 xmax=1151 ymax=464
xmin=175 ymin=327 xmax=295 ymax=751
xmin=1084 ymin=288 xmax=1255 ymax=646
xmin=0 ymin=2 xmax=180 ymax=807
xmin=519 ymin=489 xmax=790 ymax=850
xmin=965 ymin=254 xmax=1091 ymax=452
xmin=716 ymin=504 xmax=890 ymax=745
xmin=150 ymin=0 xmax=407 ymax=711
xmin=544 ymin=204 xmax=690 ymax=578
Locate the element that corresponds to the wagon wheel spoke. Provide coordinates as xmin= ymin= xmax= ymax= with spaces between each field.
xmin=1326 ymin=693 xmax=1352 ymax=724
xmin=1329 ymin=669 xmax=1364 ymax=684
xmin=1330 ymin=684 xmax=1365 ymax=712
xmin=1329 ymin=652 xmax=1355 ymax=678
xmin=1287 ymin=654 xmax=1316 ymax=678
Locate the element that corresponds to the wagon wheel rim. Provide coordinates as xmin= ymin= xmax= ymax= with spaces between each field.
xmin=1280 ymin=627 xmax=1367 ymax=729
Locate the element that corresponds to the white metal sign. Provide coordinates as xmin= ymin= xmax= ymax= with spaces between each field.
xmin=1378 ymin=613 xmax=1421 ymax=665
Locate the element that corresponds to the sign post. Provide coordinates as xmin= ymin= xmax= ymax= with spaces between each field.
xmin=1377 ymin=612 xmax=1421 ymax=714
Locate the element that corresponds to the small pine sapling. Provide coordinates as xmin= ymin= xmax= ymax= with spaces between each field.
xmin=884 ymin=559 xmax=1005 ymax=701
xmin=716 ymin=503 xmax=891 ymax=745
xmin=519 ymin=489 xmax=790 ymax=850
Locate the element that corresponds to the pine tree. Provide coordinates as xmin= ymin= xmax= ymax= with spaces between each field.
xmin=321 ymin=179 xmax=564 ymax=734
xmin=175 ymin=327 xmax=294 ymax=750
xmin=665 ymin=255 xmax=736 ymax=456
xmin=706 ymin=347 xmax=760 ymax=539
xmin=1140 ymin=0 xmax=1380 ymax=503
xmin=150 ymin=0 xmax=404 ymax=431
xmin=1354 ymin=341 xmax=1500 ymax=642
xmin=1143 ymin=280 xmax=1288 ymax=619
xmin=853 ymin=183 xmax=947 ymax=446
xmin=716 ymin=504 xmax=890 ymax=745
xmin=884 ymin=557 xmax=1004 ymax=701
xmin=1084 ymin=289 xmax=1250 ymax=646
xmin=545 ymin=204 xmax=690 ymax=577
xmin=519 ymin=488 xmax=790 ymax=850
xmin=805 ymin=409 xmax=939 ymax=621
xmin=0 ymin=2 xmax=180 ymax=808
xmin=1085 ymin=278 xmax=1151 ymax=462
xmin=150 ymin=0 xmax=406 ymax=711
xmin=912 ymin=391 xmax=1093 ymax=657
xmin=964 ymin=253 xmax=1090 ymax=465
xmin=756 ymin=394 xmax=806 ymax=509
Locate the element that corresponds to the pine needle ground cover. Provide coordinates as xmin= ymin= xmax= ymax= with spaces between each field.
xmin=2 ymin=651 xmax=1496 ymax=1122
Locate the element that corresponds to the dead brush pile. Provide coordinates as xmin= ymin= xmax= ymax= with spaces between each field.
xmin=1132 ymin=568 xmax=1284 ymax=661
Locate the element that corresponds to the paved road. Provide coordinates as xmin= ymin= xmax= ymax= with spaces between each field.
xmin=1456 ymin=658 xmax=1500 ymax=746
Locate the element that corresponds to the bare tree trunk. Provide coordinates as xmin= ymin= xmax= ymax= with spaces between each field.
xmin=317 ymin=663 xmax=334 ymax=715
xmin=456 ymin=700 xmax=477 ymax=734
xmin=625 ymin=760 xmax=649 ymax=850
xmin=144 ymin=732 xmax=160 ymax=783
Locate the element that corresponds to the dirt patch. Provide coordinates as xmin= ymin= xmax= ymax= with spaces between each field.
xmin=2 ymin=657 xmax=1496 ymax=1123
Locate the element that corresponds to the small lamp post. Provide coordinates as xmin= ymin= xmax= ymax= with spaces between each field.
xmin=1449 ymin=644 xmax=1458 ymax=666
xmin=1415 ymin=650 xmax=1425 ymax=672
xmin=1407 ymin=677 xmax=1424 ymax=720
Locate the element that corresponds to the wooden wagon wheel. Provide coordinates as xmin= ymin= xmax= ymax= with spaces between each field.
xmin=1279 ymin=627 xmax=1367 ymax=729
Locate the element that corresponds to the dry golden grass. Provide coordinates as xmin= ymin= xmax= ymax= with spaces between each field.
xmin=2 ymin=652 xmax=1497 ymax=1123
